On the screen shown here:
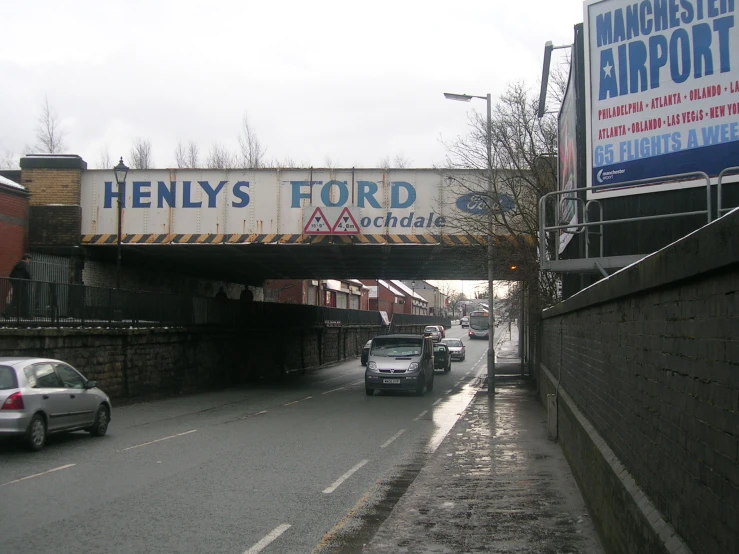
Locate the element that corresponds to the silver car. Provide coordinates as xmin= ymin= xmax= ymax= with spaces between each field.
xmin=441 ymin=338 xmax=466 ymax=361
xmin=0 ymin=357 xmax=111 ymax=451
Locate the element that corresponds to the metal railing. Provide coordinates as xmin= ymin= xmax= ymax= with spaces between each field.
xmin=390 ymin=313 xmax=452 ymax=330
xmin=0 ymin=277 xmax=385 ymax=329
xmin=539 ymin=172 xmax=717 ymax=273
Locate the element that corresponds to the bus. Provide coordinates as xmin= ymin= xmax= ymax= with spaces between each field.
xmin=468 ymin=311 xmax=490 ymax=339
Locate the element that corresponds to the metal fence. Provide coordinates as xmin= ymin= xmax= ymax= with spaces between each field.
xmin=0 ymin=277 xmax=387 ymax=329
xmin=390 ymin=313 xmax=452 ymax=330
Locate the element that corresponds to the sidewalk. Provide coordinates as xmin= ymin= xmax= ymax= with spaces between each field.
xmin=362 ymin=324 xmax=605 ymax=553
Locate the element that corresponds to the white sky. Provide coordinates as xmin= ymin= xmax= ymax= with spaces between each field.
xmin=0 ymin=0 xmax=582 ymax=169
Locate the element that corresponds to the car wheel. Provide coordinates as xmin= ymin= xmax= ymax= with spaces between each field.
xmin=365 ymin=387 xmax=373 ymax=396
xmin=427 ymin=371 xmax=434 ymax=392
xmin=89 ymin=405 xmax=110 ymax=437
xmin=25 ymin=414 xmax=47 ymax=451
xmin=444 ymin=361 xmax=451 ymax=374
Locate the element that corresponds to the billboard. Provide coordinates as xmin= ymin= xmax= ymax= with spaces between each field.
xmin=80 ymin=169 xmax=494 ymax=238
xmin=584 ymin=0 xmax=739 ymax=197
xmin=558 ymin=47 xmax=579 ymax=253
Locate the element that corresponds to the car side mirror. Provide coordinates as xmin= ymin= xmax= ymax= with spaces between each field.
xmin=85 ymin=380 xmax=97 ymax=389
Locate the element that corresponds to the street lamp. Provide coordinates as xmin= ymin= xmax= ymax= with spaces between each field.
xmin=444 ymin=91 xmax=496 ymax=394
xmin=411 ymin=280 xmax=416 ymax=314
xmin=113 ymin=157 xmax=129 ymax=290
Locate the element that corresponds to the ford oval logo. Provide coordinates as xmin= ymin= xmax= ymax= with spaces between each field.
xmin=456 ymin=193 xmax=514 ymax=214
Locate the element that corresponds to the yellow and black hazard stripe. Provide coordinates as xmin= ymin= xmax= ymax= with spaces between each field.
xmin=80 ymin=233 xmax=494 ymax=245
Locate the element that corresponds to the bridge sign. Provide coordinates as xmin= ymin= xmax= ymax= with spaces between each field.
xmin=331 ymin=207 xmax=360 ymax=235
xmin=304 ymin=207 xmax=332 ymax=235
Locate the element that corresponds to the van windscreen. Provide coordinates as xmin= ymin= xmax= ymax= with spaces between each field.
xmin=371 ymin=337 xmax=423 ymax=357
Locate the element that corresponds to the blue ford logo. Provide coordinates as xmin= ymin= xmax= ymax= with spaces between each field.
xmin=456 ymin=193 xmax=514 ymax=214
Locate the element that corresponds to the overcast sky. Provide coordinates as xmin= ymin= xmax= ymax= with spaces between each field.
xmin=1 ymin=0 xmax=582 ymax=170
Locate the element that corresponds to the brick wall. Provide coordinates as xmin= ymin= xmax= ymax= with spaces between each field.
xmin=0 ymin=185 xmax=29 ymax=276
xmin=20 ymin=168 xmax=82 ymax=206
xmin=0 ymin=323 xmax=384 ymax=399
xmin=537 ymin=210 xmax=739 ymax=554
xmin=29 ymin=205 xmax=82 ymax=246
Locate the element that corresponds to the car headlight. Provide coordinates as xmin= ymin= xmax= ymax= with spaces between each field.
xmin=408 ymin=362 xmax=419 ymax=371
xmin=367 ymin=361 xmax=377 ymax=370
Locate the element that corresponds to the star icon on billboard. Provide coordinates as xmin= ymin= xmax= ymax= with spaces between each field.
xmin=602 ymin=61 xmax=613 ymax=77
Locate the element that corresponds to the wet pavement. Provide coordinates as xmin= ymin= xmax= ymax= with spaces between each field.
xmin=362 ymin=325 xmax=605 ymax=553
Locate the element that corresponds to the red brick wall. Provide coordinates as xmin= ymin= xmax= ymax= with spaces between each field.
xmin=0 ymin=186 xmax=29 ymax=277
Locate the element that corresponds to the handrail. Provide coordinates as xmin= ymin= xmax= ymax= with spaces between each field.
xmin=539 ymin=172 xmax=711 ymax=271
xmin=717 ymin=166 xmax=739 ymax=216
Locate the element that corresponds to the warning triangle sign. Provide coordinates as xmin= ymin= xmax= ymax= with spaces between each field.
xmin=331 ymin=207 xmax=360 ymax=235
xmin=304 ymin=207 xmax=332 ymax=235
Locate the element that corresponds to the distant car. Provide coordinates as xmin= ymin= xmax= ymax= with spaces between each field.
xmin=436 ymin=325 xmax=446 ymax=339
xmin=460 ymin=317 xmax=469 ymax=328
xmin=0 ymin=357 xmax=111 ymax=451
xmin=433 ymin=343 xmax=451 ymax=373
xmin=441 ymin=338 xmax=466 ymax=361
xmin=361 ymin=340 xmax=372 ymax=365
xmin=423 ymin=325 xmax=442 ymax=342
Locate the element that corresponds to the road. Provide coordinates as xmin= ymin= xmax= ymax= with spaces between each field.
xmin=0 ymin=324 xmax=506 ymax=554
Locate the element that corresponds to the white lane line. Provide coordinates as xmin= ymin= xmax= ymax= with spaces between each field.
xmin=122 ymin=429 xmax=197 ymax=451
xmin=455 ymin=380 xmax=463 ymax=386
xmin=0 ymin=463 xmax=76 ymax=487
xmin=413 ymin=410 xmax=428 ymax=421
xmin=323 ymin=459 xmax=368 ymax=494
xmin=284 ymin=400 xmax=300 ymax=406
xmin=380 ymin=429 xmax=406 ymax=448
xmin=445 ymin=389 xmax=453 ymax=394
xmin=350 ymin=379 xmax=364 ymax=385
xmin=322 ymin=387 xmax=345 ymax=395
xmin=243 ymin=523 xmax=291 ymax=554
xmin=240 ymin=410 xmax=268 ymax=420
xmin=433 ymin=398 xmax=442 ymax=406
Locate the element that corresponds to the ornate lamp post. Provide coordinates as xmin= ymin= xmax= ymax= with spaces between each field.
xmin=113 ymin=157 xmax=129 ymax=290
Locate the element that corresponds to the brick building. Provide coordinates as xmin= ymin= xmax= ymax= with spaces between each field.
xmin=391 ymin=280 xmax=429 ymax=315
xmin=361 ymin=279 xmax=407 ymax=315
xmin=0 ymin=174 xmax=29 ymax=277
xmin=264 ymin=279 xmax=369 ymax=309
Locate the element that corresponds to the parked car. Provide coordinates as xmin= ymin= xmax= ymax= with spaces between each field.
xmin=365 ymin=335 xmax=435 ymax=396
xmin=0 ymin=357 xmax=111 ymax=451
xmin=423 ymin=325 xmax=442 ymax=342
xmin=433 ymin=343 xmax=452 ymax=373
xmin=436 ymin=325 xmax=446 ymax=339
xmin=361 ymin=340 xmax=372 ymax=365
xmin=460 ymin=317 xmax=469 ymax=328
xmin=441 ymin=338 xmax=466 ymax=361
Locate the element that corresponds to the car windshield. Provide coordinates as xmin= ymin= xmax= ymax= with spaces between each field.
xmin=0 ymin=365 xmax=18 ymax=390
xmin=443 ymin=340 xmax=462 ymax=347
xmin=470 ymin=315 xmax=489 ymax=330
xmin=423 ymin=326 xmax=437 ymax=333
xmin=371 ymin=337 xmax=423 ymax=357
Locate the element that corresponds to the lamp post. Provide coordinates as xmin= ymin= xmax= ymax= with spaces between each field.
xmin=411 ymin=280 xmax=416 ymax=314
xmin=113 ymin=157 xmax=129 ymax=290
xmin=444 ymin=92 xmax=495 ymax=394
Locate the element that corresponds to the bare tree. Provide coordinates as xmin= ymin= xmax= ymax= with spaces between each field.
xmin=175 ymin=140 xmax=201 ymax=168
xmin=96 ymin=145 xmax=112 ymax=169
xmin=35 ymin=95 xmax=67 ymax=153
xmin=393 ymin=154 xmax=412 ymax=168
xmin=323 ymin=156 xmax=337 ymax=169
xmin=378 ymin=154 xmax=412 ymax=169
xmin=0 ymin=150 xmax=18 ymax=169
xmin=206 ymin=142 xmax=236 ymax=169
xmin=129 ymin=138 xmax=153 ymax=169
xmin=238 ymin=114 xmax=266 ymax=168
xmin=443 ymin=80 xmax=562 ymax=308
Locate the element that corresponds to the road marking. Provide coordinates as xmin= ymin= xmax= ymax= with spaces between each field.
xmin=413 ymin=410 xmax=428 ymax=421
xmin=284 ymin=400 xmax=300 ymax=406
xmin=243 ymin=523 xmax=291 ymax=554
xmin=122 ymin=429 xmax=197 ymax=451
xmin=323 ymin=459 xmax=368 ymax=494
xmin=0 ymin=463 xmax=76 ymax=487
xmin=456 ymin=380 xmax=463 ymax=386
xmin=350 ymin=379 xmax=364 ymax=385
xmin=322 ymin=387 xmax=345 ymax=395
xmin=433 ymin=398 xmax=442 ymax=406
xmin=445 ymin=389 xmax=453 ymax=394
xmin=380 ymin=429 xmax=406 ymax=448
xmin=240 ymin=410 xmax=268 ymax=420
